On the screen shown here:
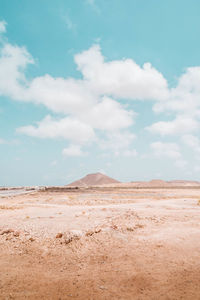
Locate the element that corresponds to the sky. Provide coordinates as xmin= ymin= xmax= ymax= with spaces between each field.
xmin=1 ymin=0 xmax=200 ymax=186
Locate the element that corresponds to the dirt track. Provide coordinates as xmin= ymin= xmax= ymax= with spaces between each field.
xmin=0 ymin=188 xmax=200 ymax=299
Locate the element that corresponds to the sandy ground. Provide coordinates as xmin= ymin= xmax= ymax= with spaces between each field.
xmin=0 ymin=187 xmax=200 ymax=299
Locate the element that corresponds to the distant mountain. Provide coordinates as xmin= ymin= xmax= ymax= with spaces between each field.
xmin=129 ymin=179 xmax=200 ymax=187
xmin=68 ymin=174 xmax=200 ymax=188
xmin=169 ymin=180 xmax=200 ymax=186
xmin=68 ymin=172 xmax=120 ymax=187
xmin=130 ymin=179 xmax=171 ymax=187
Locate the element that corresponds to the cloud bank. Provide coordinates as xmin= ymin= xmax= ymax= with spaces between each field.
xmin=1 ymin=19 xmax=200 ymax=162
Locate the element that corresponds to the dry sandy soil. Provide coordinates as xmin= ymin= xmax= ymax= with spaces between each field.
xmin=0 ymin=187 xmax=200 ymax=299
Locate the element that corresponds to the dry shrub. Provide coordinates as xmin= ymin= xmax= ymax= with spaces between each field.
xmin=0 ymin=205 xmax=20 ymax=210
xmin=68 ymin=195 xmax=76 ymax=201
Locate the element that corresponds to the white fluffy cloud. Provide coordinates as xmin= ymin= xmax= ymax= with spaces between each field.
xmin=0 ymin=42 xmax=166 ymax=118
xmin=0 ymin=38 xmax=140 ymax=155
xmin=182 ymin=134 xmax=200 ymax=154
xmin=0 ymin=21 xmax=6 ymax=34
xmin=2 ymin=33 xmax=166 ymax=156
xmin=100 ymin=131 xmax=137 ymax=157
xmin=150 ymin=67 xmax=200 ymax=139
xmin=17 ymin=115 xmax=95 ymax=144
xmin=147 ymin=115 xmax=199 ymax=136
xmin=153 ymin=67 xmax=200 ymax=115
xmin=1 ymin=22 xmax=200 ymax=163
xmin=0 ymin=43 xmax=33 ymax=99
xmin=79 ymin=96 xmax=134 ymax=131
xmin=151 ymin=141 xmax=187 ymax=169
xmin=62 ymin=144 xmax=85 ymax=156
xmin=147 ymin=66 xmax=200 ymax=170
xmin=75 ymin=45 xmax=168 ymax=101
xmin=27 ymin=75 xmax=95 ymax=114
xmin=151 ymin=141 xmax=181 ymax=159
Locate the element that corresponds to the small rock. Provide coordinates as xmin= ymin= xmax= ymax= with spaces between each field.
xmin=99 ymin=285 xmax=106 ymax=290
xmin=64 ymin=237 xmax=73 ymax=245
xmin=13 ymin=231 xmax=20 ymax=237
xmin=126 ymin=227 xmax=134 ymax=232
xmin=111 ymin=225 xmax=118 ymax=230
xmin=56 ymin=233 xmax=63 ymax=238
xmin=0 ymin=229 xmax=14 ymax=235
xmin=85 ymin=228 xmax=101 ymax=236
xmin=63 ymin=230 xmax=82 ymax=244
xmin=85 ymin=230 xmax=93 ymax=237
xmin=135 ymin=224 xmax=144 ymax=229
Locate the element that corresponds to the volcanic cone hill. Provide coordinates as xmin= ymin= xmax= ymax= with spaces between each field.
xmin=68 ymin=172 xmax=120 ymax=187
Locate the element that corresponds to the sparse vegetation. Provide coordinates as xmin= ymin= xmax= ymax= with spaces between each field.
xmin=0 ymin=205 xmax=20 ymax=210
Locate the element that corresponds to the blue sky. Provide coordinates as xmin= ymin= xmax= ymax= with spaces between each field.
xmin=1 ymin=0 xmax=200 ymax=186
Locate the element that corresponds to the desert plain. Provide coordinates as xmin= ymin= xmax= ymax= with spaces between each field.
xmin=0 ymin=184 xmax=200 ymax=299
